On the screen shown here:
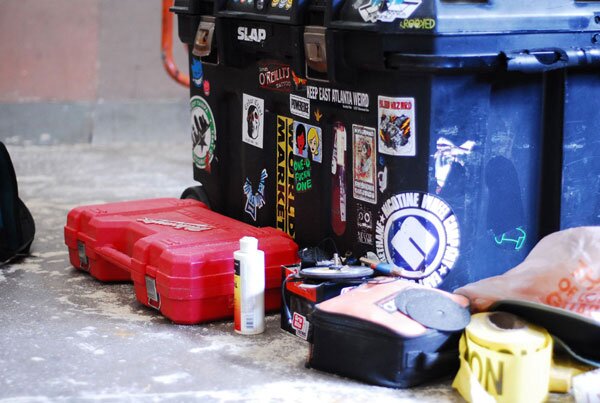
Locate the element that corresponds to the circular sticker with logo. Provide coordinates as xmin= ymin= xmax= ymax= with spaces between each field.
xmin=190 ymin=96 xmax=216 ymax=171
xmin=375 ymin=191 xmax=460 ymax=288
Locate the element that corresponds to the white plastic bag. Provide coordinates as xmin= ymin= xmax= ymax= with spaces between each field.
xmin=456 ymin=227 xmax=600 ymax=322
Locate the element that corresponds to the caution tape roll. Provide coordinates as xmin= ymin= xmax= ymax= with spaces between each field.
xmin=452 ymin=312 xmax=553 ymax=403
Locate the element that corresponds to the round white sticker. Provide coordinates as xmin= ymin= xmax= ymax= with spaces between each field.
xmin=375 ymin=191 xmax=460 ymax=288
xmin=190 ymin=96 xmax=216 ymax=171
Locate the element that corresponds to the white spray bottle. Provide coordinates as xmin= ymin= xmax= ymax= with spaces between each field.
xmin=233 ymin=236 xmax=265 ymax=334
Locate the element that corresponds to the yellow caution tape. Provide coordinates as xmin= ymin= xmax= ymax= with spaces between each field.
xmin=453 ymin=312 xmax=555 ymax=403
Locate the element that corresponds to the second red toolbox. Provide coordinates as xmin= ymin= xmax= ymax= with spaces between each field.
xmin=64 ymin=198 xmax=299 ymax=324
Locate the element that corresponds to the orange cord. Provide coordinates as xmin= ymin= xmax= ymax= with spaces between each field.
xmin=161 ymin=0 xmax=190 ymax=87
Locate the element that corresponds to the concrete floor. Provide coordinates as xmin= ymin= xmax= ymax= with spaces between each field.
xmin=0 ymin=144 xmax=573 ymax=402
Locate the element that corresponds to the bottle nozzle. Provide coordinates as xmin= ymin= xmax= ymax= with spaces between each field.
xmin=240 ymin=236 xmax=258 ymax=252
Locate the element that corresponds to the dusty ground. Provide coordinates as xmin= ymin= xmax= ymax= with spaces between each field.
xmin=0 ymin=143 xmax=573 ymax=402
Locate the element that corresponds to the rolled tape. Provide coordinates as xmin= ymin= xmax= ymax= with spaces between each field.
xmin=453 ymin=312 xmax=553 ymax=403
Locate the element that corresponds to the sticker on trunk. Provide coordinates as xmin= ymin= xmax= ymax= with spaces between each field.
xmin=191 ymin=96 xmax=217 ymax=171
xmin=355 ymin=0 xmax=422 ymax=23
xmin=306 ymin=85 xmax=370 ymax=113
xmin=191 ymin=57 xmax=203 ymax=87
xmin=290 ymin=94 xmax=310 ymax=120
xmin=243 ymin=168 xmax=268 ymax=221
xmin=331 ymin=122 xmax=347 ymax=236
xmin=258 ymin=61 xmax=306 ymax=93
xmin=378 ymin=96 xmax=416 ymax=157
xmin=242 ymin=94 xmax=264 ymax=149
xmin=357 ymin=203 xmax=374 ymax=246
xmin=375 ymin=192 xmax=460 ymax=288
xmin=276 ymin=115 xmax=296 ymax=238
xmin=136 ymin=218 xmax=212 ymax=232
xmin=293 ymin=122 xmax=322 ymax=163
xmin=293 ymin=158 xmax=312 ymax=193
xmin=292 ymin=312 xmax=309 ymax=340
xmin=353 ymin=124 xmax=377 ymax=204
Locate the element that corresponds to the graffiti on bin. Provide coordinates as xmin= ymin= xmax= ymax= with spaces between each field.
xmin=237 ymin=26 xmax=267 ymax=44
xmin=314 ymin=108 xmax=323 ymax=122
xmin=433 ymin=137 xmax=476 ymax=194
xmin=399 ymin=17 xmax=435 ymax=30
xmin=494 ymin=227 xmax=527 ymax=251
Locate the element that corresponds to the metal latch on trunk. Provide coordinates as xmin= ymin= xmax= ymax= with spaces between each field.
xmin=145 ymin=276 xmax=161 ymax=310
xmin=304 ymin=26 xmax=328 ymax=75
xmin=193 ymin=16 xmax=216 ymax=58
xmin=77 ymin=241 xmax=89 ymax=271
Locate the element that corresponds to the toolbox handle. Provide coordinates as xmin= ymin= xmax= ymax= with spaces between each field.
xmin=504 ymin=47 xmax=600 ymax=73
xmin=385 ymin=47 xmax=600 ymax=73
xmin=96 ymin=246 xmax=132 ymax=274
xmin=385 ymin=52 xmax=503 ymax=72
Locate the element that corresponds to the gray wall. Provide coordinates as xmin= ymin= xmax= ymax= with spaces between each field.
xmin=0 ymin=0 xmax=190 ymax=145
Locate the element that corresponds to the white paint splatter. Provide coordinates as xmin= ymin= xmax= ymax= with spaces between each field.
xmin=17 ymin=175 xmax=55 ymax=184
xmin=36 ymin=251 xmax=68 ymax=259
xmin=39 ymin=133 xmax=52 ymax=143
xmin=152 ymin=372 xmax=191 ymax=385
xmin=9 ymin=262 xmax=46 ymax=274
xmin=77 ymin=343 xmax=105 ymax=355
xmin=72 ymin=378 xmax=434 ymax=402
xmin=65 ymin=378 xmax=88 ymax=386
xmin=56 ymin=291 xmax=155 ymax=323
xmin=565 ymin=143 xmax=584 ymax=151
xmin=148 ymin=332 xmax=177 ymax=341
xmin=76 ymin=327 xmax=96 ymax=338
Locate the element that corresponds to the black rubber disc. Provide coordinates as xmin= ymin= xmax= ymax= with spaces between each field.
xmin=396 ymin=289 xmax=470 ymax=332
xmin=394 ymin=288 xmax=435 ymax=316
xmin=405 ymin=292 xmax=470 ymax=332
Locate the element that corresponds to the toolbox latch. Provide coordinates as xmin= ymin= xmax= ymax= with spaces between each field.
xmin=145 ymin=276 xmax=161 ymax=310
xmin=193 ymin=16 xmax=216 ymax=58
xmin=304 ymin=26 xmax=328 ymax=76
xmin=77 ymin=241 xmax=89 ymax=271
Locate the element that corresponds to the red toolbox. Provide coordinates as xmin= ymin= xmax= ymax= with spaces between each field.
xmin=64 ymin=198 xmax=299 ymax=324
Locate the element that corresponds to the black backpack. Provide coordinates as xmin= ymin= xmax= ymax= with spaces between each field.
xmin=0 ymin=142 xmax=35 ymax=264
